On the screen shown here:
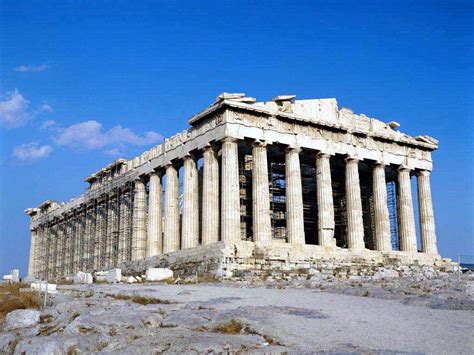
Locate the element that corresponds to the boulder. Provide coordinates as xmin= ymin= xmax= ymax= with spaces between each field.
xmin=145 ymin=268 xmax=173 ymax=282
xmin=106 ymin=269 xmax=122 ymax=283
xmin=4 ymin=309 xmax=40 ymax=330
xmin=73 ymin=271 xmax=93 ymax=284
xmin=14 ymin=338 xmax=69 ymax=355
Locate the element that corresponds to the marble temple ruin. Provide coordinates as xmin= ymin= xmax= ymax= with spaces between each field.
xmin=25 ymin=93 xmax=452 ymax=281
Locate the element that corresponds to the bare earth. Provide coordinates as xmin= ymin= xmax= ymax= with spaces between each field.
xmin=1 ymin=274 xmax=473 ymax=354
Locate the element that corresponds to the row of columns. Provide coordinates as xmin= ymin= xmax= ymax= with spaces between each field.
xmin=137 ymin=137 xmax=437 ymax=257
xmin=29 ymin=136 xmax=440 ymax=279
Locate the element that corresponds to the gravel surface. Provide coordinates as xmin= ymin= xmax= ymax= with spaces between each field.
xmin=1 ymin=273 xmax=473 ymax=354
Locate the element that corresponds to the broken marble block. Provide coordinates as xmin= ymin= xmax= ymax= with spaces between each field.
xmin=124 ymin=276 xmax=136 ymax=283
xmin=10 ymin=269 xmax=20 ymax=283
xmin=95 ymin=271 xmax=108 ymax=282
xmin=106 ymin=269 xmax=122 ymax=283
xmin=30 ymin=282 xmax=57 ymax=294
xmin=145 ymin=268 xmax=173 ymax=281
xmin=73 ymin=271 xmax=93 ymax=284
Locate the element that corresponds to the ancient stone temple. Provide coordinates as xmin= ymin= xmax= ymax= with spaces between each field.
xmin=26 ymin=93 xmax=452 ymax=281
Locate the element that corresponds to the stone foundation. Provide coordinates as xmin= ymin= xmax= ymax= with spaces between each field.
xmin=119 ymin=241 xmax=457 ymax=281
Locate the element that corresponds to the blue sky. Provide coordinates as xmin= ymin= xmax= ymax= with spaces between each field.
xmin=0 ymin=1 xmax=472 ymax=276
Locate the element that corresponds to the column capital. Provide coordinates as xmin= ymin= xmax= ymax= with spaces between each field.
xmin=397 ymin=164 xmax=412 ymax=172
xmin=345 ymin=155 xmax=360 ymax=163
xmin=133 ymin=176 xmax=145 ymax=184
xmin=183 ymin=152 xmax=197 ymax=161
xmin=252 ymin=139 xmax=267 ymax=148
xmin=221 ymin=136 xmax=239 ymax=144
xmin=373 ymin=160 xmax=387 ymax=168
xmin=164 ymin=161 xmax=177 ymax=169
xmin=149 ymin=169 xmax=163 ymax=177
xmin=202 ymin=143 xmax=215 ymax=152
xmin=148 ymin=171 xmax=162 ymax=180
xmin=418 ymin=169 xmax=431 ymax=177
xmin=285 ymin=145 xmax=301 ymax=154
xmin=316 ymin=152 xmax=332 ymax=159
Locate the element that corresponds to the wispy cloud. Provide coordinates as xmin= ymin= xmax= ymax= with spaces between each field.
xmin=0 ymin=89 xmax=53 ymax=128
xmin=52 ymin=120 xmax=163 ymax=153
xmin=14 ymin=64 xmax=49 ymax=73
xmin=37 ymin=103 xmax=53 ymax=114
xmin=0 ymin=89 xmax=31 ymax=128
xmin=40 ymin=119 xmax=57 ymax=129
xmin=12 ymin=142 xmax=53 ymax=161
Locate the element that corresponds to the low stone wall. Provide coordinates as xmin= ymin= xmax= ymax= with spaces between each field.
xmin=118 ymin=241 xmax=457 ymax=281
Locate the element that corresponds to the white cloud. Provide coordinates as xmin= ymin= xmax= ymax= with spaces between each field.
xmin=12 ymin=142 xmax=53 ymax=161
xmin=53 ymin=120 xmax=163 ymax=153
xmin=14 ymin=64 xmax=49 ymax=73
xmin=0 ymin=89 xmax=53 ymax=128
xmin=40 ymin=119 xmax=57 ymax=129
xmin=37 ymin=103 xmax=53 ymax=114
xmin=0 ymin=89 xmax=30 ymax=128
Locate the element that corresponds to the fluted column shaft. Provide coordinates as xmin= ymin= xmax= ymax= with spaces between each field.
xmin=28 ymin=229 xmax=37 ymax=277
xmin=118 ymin=190 xmax=132 ymax=263
xmin=132 ymin=179 xmax=147 ymax=260
xmin=147 ymin=172 xmax=162 ymax=257
xmin=221 ymin=138 xmax=241 ymax=242
xmin=316 ymin=153 xmax=335 ymax=247
xmin=372 ymin=163 xmax=392 ymax=251
xmin=252 ymin=142 xmax=272 ymax=243
xmin=285 ymin=148 xmax=305 ymax=244
xmin=398 ymin=167 xmax=417 ymax=252
xmin=417 ymin=170 xmax=438 ymax=255
xmin=164 ymin=164 xmax=180 ymax=252
xmin=345 ymin=157 xmax=365 ymax=250
xmin=202 ymin=146 xmax=219 ymax=245
xmin=106 ymin=196 xmax=118 ymax=268
xmin=94 ymin=203 xmax=104 ymax=269
xmin=182 ymin=155 xmax=199 ymax=249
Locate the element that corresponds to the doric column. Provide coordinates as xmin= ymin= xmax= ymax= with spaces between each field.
xmin=316 ymin=153 xmax=335 ymax=247
xmin=221 ymin=137 xmax=241 ymax=243
xmin=93 ymin=204 xmax=103 ymax=269
xmin=118 ymin=190 xmax=132 ymax=264
xmin=345 ymin=157 xmax=365 ymax=251
xmin=132 ymin=178 xmax=147 ymax=260
xmin=417 ymin=170 xmax=438 ymax=255
xmin=28 ymin=229 xmax=37 ymax=277
xmin=182 ymin=155 xmax=199 ymax=249
xmin=372 ymin=163 xmax=392 ymax=251
xmin=147 ymin=171 xmax=162 ymax=257
xmin=202 ymin=145 xmax=219 ymax=245
xmin=106 ymin=196 xmax=118 ymax=268
xmin=163 ymin=164 xmax=180 ymax=252
xmin=397 ymin=166 xmax=417 ymax=252
xmin=252 ymin=141 xmax=272 ymax=243
xmin=285 ymin=147 xmax=305 ymax=244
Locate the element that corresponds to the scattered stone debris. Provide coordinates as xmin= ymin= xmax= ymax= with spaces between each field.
xmin=145 ymin=268 xmax=173 ymax=282
xmin=1 ymin=273 xmax=472 ymax=353
xmin=73 ymin=271 xmax=93 ymax=284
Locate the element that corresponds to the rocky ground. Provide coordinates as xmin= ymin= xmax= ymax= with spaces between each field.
xmin=1 ymin=273 xmax=473 ymax=354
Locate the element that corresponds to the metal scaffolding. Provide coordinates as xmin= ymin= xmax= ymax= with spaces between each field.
xmin=239 ymin=148 xmax=253 ymax=241
xmin=269 ymin=161 xmax=287 ymax=240
xmin=387 ymin=180 xmax=400 ymax=250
